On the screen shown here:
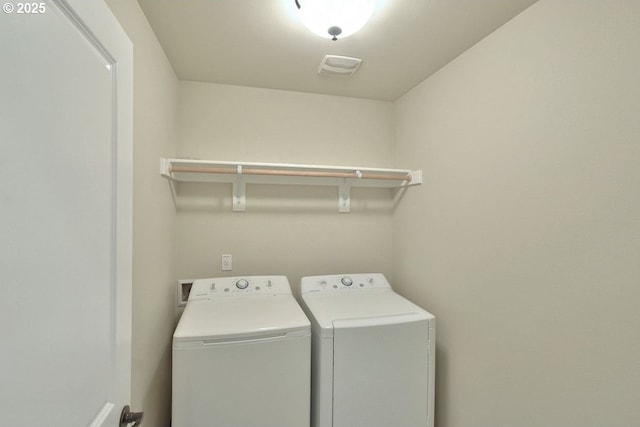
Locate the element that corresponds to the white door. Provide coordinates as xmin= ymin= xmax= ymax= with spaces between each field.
xmin=0 ymin=0 xmax=134 ymax=426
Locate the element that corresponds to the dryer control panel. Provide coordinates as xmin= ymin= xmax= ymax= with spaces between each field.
xmin=188 ymin=275 xmax=292 ymax=300
xmin=301 ymin=273 xmax=392 ymax=294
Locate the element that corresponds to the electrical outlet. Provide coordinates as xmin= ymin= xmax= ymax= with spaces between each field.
xmin=221 ymin=254 xmax=232 ymax=271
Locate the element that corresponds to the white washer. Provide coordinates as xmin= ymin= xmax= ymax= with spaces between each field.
xmin=172 ymin=275 xmax=310 ymax=427
xmin=300 ymin=273 xmax=435 ymax=427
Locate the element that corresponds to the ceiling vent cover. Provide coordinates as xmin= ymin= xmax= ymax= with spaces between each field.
xmin=318 ymin=55 xmax=362 ymax=77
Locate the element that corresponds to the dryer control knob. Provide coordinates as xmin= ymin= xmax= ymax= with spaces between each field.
xmin=341 ymin=276 xmax=353 ymax=286
xmin=235 ymin=279 xmax=249 ymax=290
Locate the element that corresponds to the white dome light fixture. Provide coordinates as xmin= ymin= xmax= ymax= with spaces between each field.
xmin=295 ymin=0 xmax=375 ymax=41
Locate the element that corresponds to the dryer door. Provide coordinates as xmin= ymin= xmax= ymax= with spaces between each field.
xmin=332 ymin=314 xmax=430 ymax=427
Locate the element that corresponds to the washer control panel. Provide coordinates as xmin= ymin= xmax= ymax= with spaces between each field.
xmin=301 ymin=273 xmax=392 ymax=294
xmin=188 ymin=275 xmax=292 ymax=300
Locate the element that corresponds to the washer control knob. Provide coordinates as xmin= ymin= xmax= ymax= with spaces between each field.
xmin=235 ymin=279 xmax=249 ymax=290
xmin=341 ymin=276 xmax=353 ymax=286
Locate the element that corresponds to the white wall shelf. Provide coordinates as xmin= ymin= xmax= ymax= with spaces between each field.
xmin=160 ymin=158 xmax=422 ymax=213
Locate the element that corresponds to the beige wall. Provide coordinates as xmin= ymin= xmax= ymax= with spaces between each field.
xmin=105 ymin=1 xmax=178 ymax=426
xmin=175 ymin=81 xmax=396 ymax=291
xmin=107 ymin=0 xmax=640 ymax=425
xmin=393 ymin=1 xmax=640 ymax=426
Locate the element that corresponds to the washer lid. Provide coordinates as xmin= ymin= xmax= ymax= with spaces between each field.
xmin=173 ymin=294 xmax=310 ymax=343
xmin=301 ymin=290 xmax=434 ymax=338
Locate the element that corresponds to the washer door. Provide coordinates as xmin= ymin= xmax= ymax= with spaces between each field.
xmin=173 ymin=332 xmax=310 ymax=427
xmin=332 ymin=314 xmax=430 ymax=427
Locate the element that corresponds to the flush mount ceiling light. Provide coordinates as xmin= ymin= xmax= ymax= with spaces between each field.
xmin=295 ymin=0 xmax=375 ymax=41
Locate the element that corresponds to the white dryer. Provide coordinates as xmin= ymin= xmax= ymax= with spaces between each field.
xmin=300 ymin=273 xmax=435 ymax=427
xmin=172 ymin=275 xmax=310 ymax=427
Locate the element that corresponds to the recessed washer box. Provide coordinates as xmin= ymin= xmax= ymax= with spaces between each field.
xmin=176 ymin=280 xmax=193 ymax=307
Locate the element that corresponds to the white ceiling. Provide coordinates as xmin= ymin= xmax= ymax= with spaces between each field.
xmin=138 ymin=0 xmax=538 ymax=101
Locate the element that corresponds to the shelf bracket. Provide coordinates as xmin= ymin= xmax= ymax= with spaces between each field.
xmin=232 ymin=165 xmax=246 ymax=212
xmin=338 ymin=181 xmax=351 ymax=213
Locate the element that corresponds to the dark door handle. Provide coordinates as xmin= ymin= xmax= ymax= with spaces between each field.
xmin=120 ymin=405 xmax=144 ymax=427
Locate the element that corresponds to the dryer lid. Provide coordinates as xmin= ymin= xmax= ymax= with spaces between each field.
xmin=302 ymin=290 xmax=434 ymax=338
